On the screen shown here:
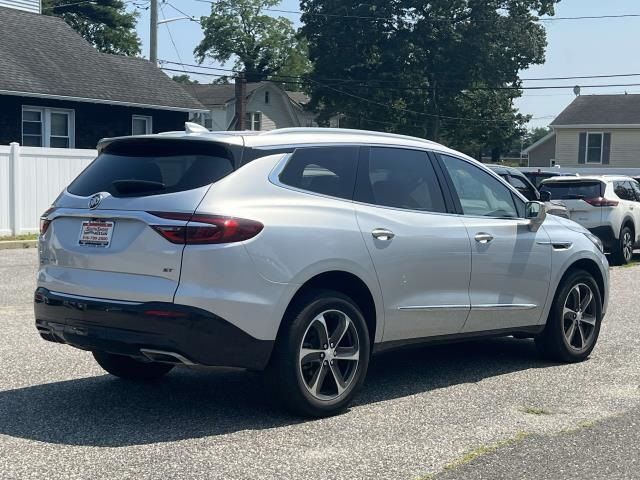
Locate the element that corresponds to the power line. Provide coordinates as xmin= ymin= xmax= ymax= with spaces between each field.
xmin=158 ymin=60 xmax=640 ymax=87
xmin=159 ymin=3 xmax=186 ymax=73
xmin=190 ymin=1 xmax=640 ymax=23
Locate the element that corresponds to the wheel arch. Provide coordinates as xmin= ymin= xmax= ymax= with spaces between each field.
xmin=622 ymin=216 xmax=635 ymax=232
xmin=276 ymin=270 xmax=379 ymax=348
xmin=557 ymin=258 xmax=606 ymax=309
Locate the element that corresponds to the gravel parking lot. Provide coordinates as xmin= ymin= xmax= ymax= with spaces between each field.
xmin=1 ymin=248 xmax=639 ymax=480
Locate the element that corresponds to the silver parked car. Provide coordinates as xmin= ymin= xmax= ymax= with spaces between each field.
xmin=35 ymin=126 xmax=609 ymax=416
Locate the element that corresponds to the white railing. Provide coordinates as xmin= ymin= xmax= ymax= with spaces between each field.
xmin=0 ymin=143 xmax=96 ymax=236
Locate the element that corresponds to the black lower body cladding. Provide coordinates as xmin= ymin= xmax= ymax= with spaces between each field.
xmin=34 ymin=288 xmax=273 ymax=370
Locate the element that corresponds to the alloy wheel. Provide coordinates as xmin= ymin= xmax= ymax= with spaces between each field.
xmin=562 ymin=283 xmax=597 ymax=352
xmin=299 ymin=309 xmax=360 ymax=401
xmin=622 ymin=230 xmax=634 ymax=262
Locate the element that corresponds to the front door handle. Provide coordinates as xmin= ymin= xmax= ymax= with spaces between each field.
xmin=372 ymin=228 xmax=395 ymax=241
xmin=474 ymin=232 xmax=494 ymax=244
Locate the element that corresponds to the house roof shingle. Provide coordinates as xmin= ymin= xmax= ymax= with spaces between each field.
xmin=0 ymin=7 xmax=204 ymax=111
xmin=183 ymin=82 xmax=267 ymax=107
xmin=551 ymin=94 xmax=640 ymax=126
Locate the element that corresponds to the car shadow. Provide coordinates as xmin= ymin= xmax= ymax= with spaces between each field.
xmin=0 ymin=337 xmax=554 ymax=447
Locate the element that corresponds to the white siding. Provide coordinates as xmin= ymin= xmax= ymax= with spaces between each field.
xmin=246 ymin=86 xmax=298 ymax=130
xmin=0 ymin=144 xmax=96 ymax=236
xmin=0 ymin=0 xmax=40 ymax=13
xmin=555 ymin=128 xmax=640 ymax=168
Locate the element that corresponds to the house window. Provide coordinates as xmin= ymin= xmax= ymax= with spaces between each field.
xmin=245 ymin=112 xmax=262 ymax=131
xmin=264 ymin=91 xmax=270 ymax=104
xmin=22 ymin=107 xmax=74 ymax=148
xmin=132 ymin=115 xmax=152 ymax=135
xmin=586 ymin=132 xmax=603 ymax=164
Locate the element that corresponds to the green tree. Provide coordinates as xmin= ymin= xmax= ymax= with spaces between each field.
xmin=42 ymin=0 xmax=140 ymax=56
xmin=195 ymin=0 xmax=312 ymax=86
xmin=524 ymin=126 xmax=552 ymax=148
xmin=172 ymin=74 xmax=200 ymax=85
xmin=300 ymin=0 xmax=559 ymax=150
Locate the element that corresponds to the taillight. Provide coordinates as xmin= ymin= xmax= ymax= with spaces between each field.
xmin=39 ymin=207 xmax=56 ymax=235
xmin=147 ymin=212 xmax=263 ymax=245
xmin=585 ymin=197 xmax=619 ymax=207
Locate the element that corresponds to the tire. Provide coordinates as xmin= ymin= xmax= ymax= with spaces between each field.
xmin=612 ymin=225 xmax=634 ymax=265
xmin=268 ymin=289 xmax=371 ymax=417
xmin=536 ymin=270 xmax=602 ymax=363
xmin=93 ymin=351 xmax=174 ymax=381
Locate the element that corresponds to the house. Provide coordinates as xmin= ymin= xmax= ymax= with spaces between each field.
xmin=525 ymin=94 xmax=640 ymax=168
xmin=185 ymin=82 xmax=319 ymax=131
xmin=0 ymin=4 xmax=205 ymax=149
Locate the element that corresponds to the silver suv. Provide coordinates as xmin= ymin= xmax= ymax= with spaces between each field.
xmin=35 ymin=126 xmax=609 ymax=416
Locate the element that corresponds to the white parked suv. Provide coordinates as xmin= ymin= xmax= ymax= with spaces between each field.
xmin=35 ymin=126 xmax=609 ymax=416
xmin=540 ymin=175 xmax=640 ymax=265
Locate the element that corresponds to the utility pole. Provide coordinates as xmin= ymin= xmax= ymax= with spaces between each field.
xmin=150 ymin=0 xmax=158 ymax=65
xmin=235 ymin=72 xmax=247 ymax=130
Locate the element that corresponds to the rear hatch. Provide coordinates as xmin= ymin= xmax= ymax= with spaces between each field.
xmin=539 ymin=180 xmax=605 ymax=228
xmin=39 ymin=138 xmax=237 ymax=302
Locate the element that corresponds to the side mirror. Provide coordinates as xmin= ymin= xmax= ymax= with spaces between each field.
xmin=526 ymin=201 xmax=547 ymax=232
xmin=539 ymin=190 xmax=551 ymax=202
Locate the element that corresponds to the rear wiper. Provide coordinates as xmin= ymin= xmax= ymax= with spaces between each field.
xmin=112 ymin=179 xmax=166 ymax=194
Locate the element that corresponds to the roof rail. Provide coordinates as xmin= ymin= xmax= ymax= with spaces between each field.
xmin=258 ymin=127 xmax=439 ymax=146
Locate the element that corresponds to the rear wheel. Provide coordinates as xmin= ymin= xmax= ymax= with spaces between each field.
xmin=612 ymin=225 xmax=634 ymax=265
xmin=269 ymin=290 xmax=370 ymax=417
xmin=93 ymin=351 xmax=174 ymax=381
xmin=536 ymin=270 xmax=602 ymax=363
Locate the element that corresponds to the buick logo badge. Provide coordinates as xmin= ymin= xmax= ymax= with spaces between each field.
xmin=88 ymin=194 xmax=103 ymax=209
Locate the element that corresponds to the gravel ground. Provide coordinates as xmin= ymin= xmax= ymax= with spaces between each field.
xmin=0 ymin=249 xmax=639 ymax=480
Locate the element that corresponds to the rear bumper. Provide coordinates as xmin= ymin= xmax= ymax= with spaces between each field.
xmin=34 ymin=288 xmax=274 ymax=370
xmin=588 ymin=226 xmax=617 ymax=251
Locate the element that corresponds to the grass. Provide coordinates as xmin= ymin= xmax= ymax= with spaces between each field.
xmin=438 ymin=432 xmax=529 ymax=473
xmin=0 ymin=233 xmax=38 ymax=241
xmin=522 ymin=406 xmax=551 ymax=415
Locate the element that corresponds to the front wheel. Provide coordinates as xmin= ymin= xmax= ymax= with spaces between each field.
xmin=536 ymin=270 xmax=602 ymax=363
xmin=269 ymin=290 xmax=371 ymax=417
xmin=93 ymin=351 xmax=174 ymax=381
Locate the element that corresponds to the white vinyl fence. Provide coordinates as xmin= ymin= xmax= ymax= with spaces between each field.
xmin=0 ymin=143 xmax=96 ymax=237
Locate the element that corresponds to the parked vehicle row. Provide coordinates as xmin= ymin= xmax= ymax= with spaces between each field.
xmin=540 ymin=175 xmax=640 ymax=265
xmin=487 ymin=165 xmax=569 ymax=219
xmin=35 ymin=127 xmax=609 ymax=416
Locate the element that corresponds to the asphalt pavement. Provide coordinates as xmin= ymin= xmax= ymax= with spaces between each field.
xmin=0 ymin=249 xmax=639 ymax=480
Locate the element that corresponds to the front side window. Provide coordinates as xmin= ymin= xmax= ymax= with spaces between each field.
xmin=354 ymin=147 xmax=446 ymax=212
xmin=22 ymin=107 xmax=74 ymax=148
xmin=132 ymin=115 xmax=152 ymax=135
xmin=441 ymin=155 xmax=520 ymax=218
xmin=630 ymin=180 xmax=640 ymax=201
xmin=586 ymin=133 xmax=603 ymax=164
xmin=279 ymin=146 xmax=359 ymax=200
xmin=509 ymin=173 xmax=538 ymax=201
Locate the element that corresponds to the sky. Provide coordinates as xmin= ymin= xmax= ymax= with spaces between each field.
xmin=134 ymin=0 xmax=640 ymax=130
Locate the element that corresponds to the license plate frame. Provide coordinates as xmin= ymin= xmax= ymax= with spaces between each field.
xmin=78 ymin=220 xmax=115 ymax=248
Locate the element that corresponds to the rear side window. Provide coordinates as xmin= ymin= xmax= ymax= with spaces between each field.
xmin=614 ymin=181 xmax=636 ymax=201
xmin=540 ymin=181 xmax=603 ymax=200
xmin=67 ymin=139 xmax=234 ymax=197
xmin=279 ymin=146 xmax=359 ymax=200
xmin=355 ymin=147 xmax=446 ymax=212
xmin=509 ymin=173 xmax=538 ymax=201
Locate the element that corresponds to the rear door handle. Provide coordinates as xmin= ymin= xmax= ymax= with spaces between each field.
xmin=474 ymin=232 xmax=494 ymax=244
xmin=372 ymin=228 xmax=395 ymax=241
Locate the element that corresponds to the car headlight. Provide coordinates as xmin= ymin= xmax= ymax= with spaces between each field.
xmin=583 ymin=232 xmax=604 ymax=253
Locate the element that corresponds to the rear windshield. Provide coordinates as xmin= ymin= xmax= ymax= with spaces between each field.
xmin=67 ymin=139 xmax=234 ymax=197
xmin=540 ymin=181 xmax=603 ymax=200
